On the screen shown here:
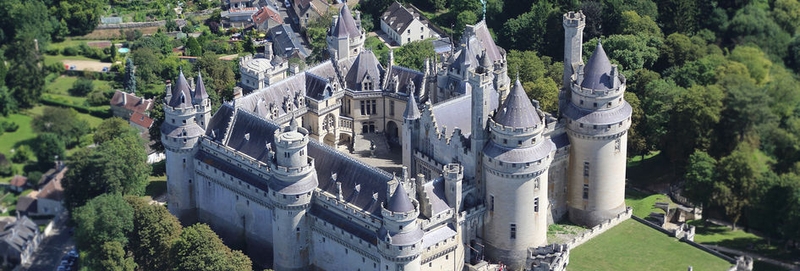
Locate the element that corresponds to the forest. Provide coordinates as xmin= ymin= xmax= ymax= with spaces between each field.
xmin=355 ymin=0 xmax=800 ymax=243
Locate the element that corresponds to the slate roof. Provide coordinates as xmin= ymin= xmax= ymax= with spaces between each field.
xmin=424 ymin=177 xmax=450 ymax=215
xmin=0 ymin=216 xmax=37 ymax=254
xmin=15 ymin=197 xmax=36 ymax=215
xmin=429 ymin=89 xmax=499 ymax=138
xmin=269 ymin=24 xmax=310 ymax=59
xmin=37 ymin=167 xmax=65 ymax=201
xmin=387 ymin=183 xmax=414 ymax=213
xmin=452 ymin=20 xmax=503 ymax=69
xmin=224 ymin=110 xmax=276 ymax=163
xmin=552 ymin=132 xmax=570 ymax=149
xmin=388 ymin=66 xmax=424 ymax=95
xmin=421 ymin=223 xmax=457 ymax=249
xmin=580 ymin=41 xmax=620 ymax=90
xmin=344 ymin=51 xmax=384 ymax=91
xmin=238 ymin=73 xmax=307 ymax=119
xmin=331 ymin=5 xmax=361 ymax=39
xmin=382 ymin=1 xmax=417 ymax=34
xmin=110 ymin=90 xmax=153 ymax=113
xmin=305 ymin=73 xmax=333 ymax=100
xmin=483 ymin=138 xmax=555 ymax=163
xmin=168 ymin=70 xmax=194 ymax=109
xmin=403 ymin=89 xmax=421 ymax=120
xmin=193 ymin=72 xmax=209 ymax=101
xmin=562 ymin=101 xmax=632 ymax=125
xmin=493 ymin=79 xmax=541 ymax=128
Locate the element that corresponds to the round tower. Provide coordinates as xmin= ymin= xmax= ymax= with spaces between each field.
xmin=402 ymin=89 xmax=421 ymax=176
xmin=483 ymin=79 xmax=555 ymax=271
xmin=378 ymin=182 xmax=423 ymax=271
xmin=269 ymin=118 xmax=317 ymax=271
xmin=162 ymin=70 xmax=205 ymax=222
xmin=327 ymin=4 xmax=364 ymax=59
xmin=563 ymin=41 xmax=632 ymax=227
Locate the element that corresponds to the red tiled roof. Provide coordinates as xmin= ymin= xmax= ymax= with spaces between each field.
xmin=37 ymin=167 xmax=66 ymax=201
xmin=130 ymin=111 xmax=154 ymax=129
xmin=110 ymin=90 xmax=153 ymax=114
xmin=253 ymin=6 xmax=283 ymax=25
xmin=9 ymin=175 xmax=27 ymax=188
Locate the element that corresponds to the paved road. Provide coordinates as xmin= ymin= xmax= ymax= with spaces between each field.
xmin=706 ymin=244 xmax=799 ymax=271
xmin=24 ymin=214 xmax=75 ymax=271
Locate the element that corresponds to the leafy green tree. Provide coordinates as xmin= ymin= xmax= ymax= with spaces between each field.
xmin=52 ymin=0 xmax=104 ymax=35
xmin=69 ymin=77 xmax=94 ymax=96
xmin=666 ymin=84 xmax=724 ymax=164
xmin=0 ymin=0 xmax=56 ymax=47
xmin=171 ymin=224 xmax=253 ymax=271
xmin=148 ymin=101 xmax=165 ymax=153
xmin=96 ymin=241 xmax=137 ymax=271
xmin=507 ymin=50 xmax=546 ymax=84
xmin=131 ymin=48 xmax=162 ymax=85
xmin=11 ymin=145 xmax=32 ymax=163
xmin=126 ymin=196 xmax=182 ymax=271
xmin=657 ymin=0 xmax=699 ymax=34
xmin=728 ymin=46 xmax=772 ymax=85
xmin=395 ymin=40 xmax=435 ymax=71
xmin=124 ymin=58 xmax=136 ymax=93
xmin=33 ymin=133 xmax=65 ymax=169
xmin=94 ymin=117 xmax=139 ymax=145
xmin=5 ymin=38 xmax=45 ymax=109
xmin=624 ymin=91 xmax=647 ymax=158
xmin=454 ymin=10 xmax=478 ymax=37
xmin=640 ymin=79 xmax=682 ymax=153
xmin=32 ymin=107 xmax=90 ymax=148
xmin=0 ymin=86 xmax=17 ymax=117
xmin=684 ymin=150 xmax=717 ymax=208
xmin=619 ymin=11 xmax=662 ymax=38
xmin=500 ymin=1 xmax=555 ymax=52
xmin=584 ymin=35 xmax=661 ymax=71
xmin=522 ymin=78 xmax=558 ymax=113
xmin=186 ymin=37 xmax=202 ymax=57
xmin=727 ymin=4 xmax=791 ymax=59
xmin=662 ymin=33 xmax=704 ymax=67
xmin=771 ymin=0 xmax=800 ymax=35
xmin=73 ymin=194 xmax=135 ymax=262
xmin=713 ymin=143 xmax=769 ymax=230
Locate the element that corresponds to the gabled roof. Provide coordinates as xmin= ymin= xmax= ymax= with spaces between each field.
xmin=580 ymin=41 xmax=619 ymax=90
xmin=252 ymin=6 xmax=282 ymax=26
xmin=382 ymin=1 xmax=418 ymax=34
xmin=168 ymin=70 xmax=193 ymax=109
xmin=452 ymin=21 xmax=503 ymax=69
xmin=130 ymin=111 xmax=154 ymax=129
xmin=110 ymin=90 xmax=153 ymax=114
xmin=331 ymin=4 xmax=361 ymax=39
xmin=344 ymin=50 xmax=384 ymax=91
xmin=0 ymin=216 xmax=38 ymax=254
xmin=9 ymin=175 xmax=27 ymax=188
xmin=387 ymin=182 xmax=413 ymax=212
xmin=493 ymin=79 xmax=541 ymax=128
xmin=388 ymin=65 xmax=424 ymax=95
xmin=269 ymin=24 xmax=310 ymax=58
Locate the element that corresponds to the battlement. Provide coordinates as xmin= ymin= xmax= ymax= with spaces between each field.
xmin=444 ymin=163 xmax=463 ymax=181
xmin=381 ymin=199 xmax=420 ymax=221
xmin=563 ymin=11 xmax=586 ymax=27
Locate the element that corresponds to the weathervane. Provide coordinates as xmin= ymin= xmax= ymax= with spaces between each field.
xmin=481 ymin=0 xmax=486 ymax=21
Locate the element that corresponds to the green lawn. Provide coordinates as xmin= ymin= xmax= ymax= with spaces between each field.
xmin=570 ymin=220 xmax=732 ymax=271
xmin=43 ymin=55 xmax=98 ymax=66
xmin=625 ymin=189 xmax=675 ymax=218
xmin=146 ymin=175 xmax=167 ymax=198
xmin=46 ymin=76 xmax=113 ymax=95
xmin=0 ymin=113 xmax=35 ymax=156
xmin=626 ymin=151 xmax=674 ymax=187
xmin=689 ymin=220 xmax=799 ymax=262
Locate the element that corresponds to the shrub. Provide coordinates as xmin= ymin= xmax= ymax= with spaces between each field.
xmin=86 ymin=89 xmax=109 ymax=106
xmin=0 ymin=120 xmax=18 ymax=132
xmin=45 ymin=47 xmax=61 ymax=55
xmin=69 ymin=78 xmax=95 ymax=96
xmin=63 ymin=46 xmax=79 ymax=56
xmin=11 ymin=145 xmax=32 ymax=164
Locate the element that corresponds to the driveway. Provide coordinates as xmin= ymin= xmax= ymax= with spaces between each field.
xmin=24 ymin=213 xmax=75 ymax=271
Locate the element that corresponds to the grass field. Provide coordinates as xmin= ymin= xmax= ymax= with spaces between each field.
xmin=146 ymin=175 xmax=167 ymax=198
xmin=0 ymin=113 xmax=35 ymax=156
xmin=46 ymin=76 xmax=113 ymax=95
xmin=689 ymin=220 xmax=799 ymax=262
xmin=43 ymin=55 xmax=97 ymax=66
xmin=626 ymin=151 xmax=674 ymax=187
xmin=625 ymin=189 xmax=675 ymax=218
xmin=569 ymin=220 xmax=732 ymax=271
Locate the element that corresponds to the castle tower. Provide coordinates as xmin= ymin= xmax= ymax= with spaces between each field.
xmin=327 ymin=4 xmax=365 ymax=59
xmin=469 ymin=50 xmax=495 ymax=198
xmin=162 ymin=70 xmax=205 ymax=222
xmin=563 ymin=41 xmax=632 ymax=227
xmin=378 ymin=182 xmax=423 ymax=271
xmin=268 ymin=118 xmax=318 ymax=271
xmin=483 ymin=79 xmax=555 ymax=271
xmin=561 ymin=11 xmax=585 ymax=115
xmin=192 ymin=72 xmax=211 ymax=129
xmin=402 ymin=88 xmax=421 ymax=176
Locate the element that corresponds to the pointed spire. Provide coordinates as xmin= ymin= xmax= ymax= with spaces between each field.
xmin=403 ymin=88 xmax=421 ymax=120
xmin=387 ymin=182 xmax=414 ymax=213
xmin=493 ymin=78 xmax=541 ymax=128
xmin=168 ymin=68 xmax=193 ymax=108
xmin=193 ymin=72 xmax=209 ymax=101
xmin=580 ymin=40 xmax=619 ymax=90
xmin=331 ymin=4 xmax=360 ymax=39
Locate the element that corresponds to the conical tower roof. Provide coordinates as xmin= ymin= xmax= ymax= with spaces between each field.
xmin=387 ymin=183 xmax=414 ymax=213
xmin=580 ymin=41 xmax=619 ymax=90
xmin=168 ymin=69 xmax=193 ymax=109
xmin=194 ymin=72 xmax=209 ymax=101
xmin=331 ymin=4 xmax=360 ymax=39
xmin=403 ymin=89 xmax=421 ymax=120
xmin=493 ymin=78 xmax=541 ymax=128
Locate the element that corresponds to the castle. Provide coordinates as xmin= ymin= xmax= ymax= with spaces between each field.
xmin=161 ymin=8 xmax=631 ymax=271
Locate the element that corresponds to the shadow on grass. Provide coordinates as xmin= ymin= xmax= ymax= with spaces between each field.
xmin=626 ymin=152 xmax=674 ymax=188
xmin=690 ymin=220 xmax=800 ymax=262
xmin=145 ymin=179 xmax=167 ymax=198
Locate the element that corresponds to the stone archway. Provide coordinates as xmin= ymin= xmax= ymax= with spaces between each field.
xmin=386 ymin=121 xmax=399 ymax=147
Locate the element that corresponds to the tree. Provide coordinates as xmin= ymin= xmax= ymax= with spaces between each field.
xmin=771 ymin=0 xmax=800 ymax=36
xmin=195 ymin=55 xmax=235 ymax=101
xmin=583 ymin=35 xmax=661 ymax=71
xmin=53 ymin=0 xmax=105 ymax=35
xmin=666 ymin=84 xmax=724 ymax=164
xmin=624 ymin=92 xmax=647 ymax=158
xmin=0 ymin=86 xmax=17 ymax=117
xmin=640 ymin=79 xmax=682 ymax=153
xmin=171 ymin=224 xmax=253 ymax=271
xmin=395 ymin=40 xmax=435 ymax=71
xmin=32 ymin=107 xmax=90 ymax=148
xmin=73 ymin=194 xmax=135 ymax=265
xmin=33 ymin=133 xmax=65 ymax=169
xmin=125 ymin=196 xmax=181 ymax=271
xmin=455 ymin=10 xmax=478 ymax=37
xmin=165 ymin=19 xmax=178 ymax=32
xmin=131 ymin=48 xmax=163 ymax=85
xmin=11 ymin=144 xmax=32 ymax=163
xmin=96 ymin=241 xmax=137 ymax=271
xmin=124 ymin=58 xmax=136 ymax=93
xmin=186 ymin=37 xmax=202 ymax=57
xmin=684 ymin=150 xmax=717 ymax=208
xmin=713 ymin=143 xmax=769 ymax=230
xmin=662 ymin=33 xmax=704 ymax=67
xmin=148 ymin=101 xmax=165 ymax=153
xmin=0 ymin=0 xmax=57 ymax=47
xmin=727 ymin=4 xmax=791 ymax=59
xmin=69 ymin=77 xmax=94 ymax=96
xmin=94 ymin=117 xmax=139 ymax=145
xmin=728 ymin=46 xmax=772 ymax=85
xmin=522 ymin=78 xmax=558 ymax=113
xmin=5 ymin=38 xmax=45 ymax=109
xmin=619 ymin=11 xmax=662 ymax=38
xmin=500 ymin=1 xmax=556 ymax=52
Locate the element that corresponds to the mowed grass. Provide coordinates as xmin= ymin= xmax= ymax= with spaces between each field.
xmin=569 ymin=220 xmax=732 ymax=271
xmin=46 ymin=76 xmax=113 ymax=95
xmin=689 ymin=220 xmax=799 ymax=262
xmin=43 ymin=54 xmax=97 ymax=66
xmin=0 ymin=113 xmax=35 ymax=156
xmin=146 ymin=175 xmax=167 ymax=198
xmin=625 ymin=189 xmax=675 ymax=218
xmin=626 ymin=151 xmax=674 ymax=187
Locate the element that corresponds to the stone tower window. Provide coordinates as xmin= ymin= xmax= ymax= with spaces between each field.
xmin=490 ymin=195 xmax=494 ymax=211
xmin=583 ymin=162 xmax=590 ymax=177
xmin=510 ymin=224 xmax=516 ymax=239
xmin=583 ymin=184 xmax=589 ymax=199
xmin=534 ymin=197 xmax=539 ymax=212
xmin=615 ymin=138 xmax=621 ymax=153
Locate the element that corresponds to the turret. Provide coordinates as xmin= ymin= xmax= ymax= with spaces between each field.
xmin=162 ymin=69 xmax=205 ymax=222
xmin=443 ymin=163 xmax=463 ymax=212
xmin=563 ymin=39 xmax=632 ymax=227
xmin=402 ymin=89 xmax=421 ymax=176
xmin=193 ymin=72 xmax=211 ymax=129
xmin=326 ymin=4 xmax=365 ymax=59
xmin=378 ymin=182 xmax=423 ymax=271
xmin=561 ymin=11 xmax=586 ymax=116
xmin=469 ymin=50 xmax=495 ymax=198
xmin=483 ymin=79 xmax=555 ymax=270
xmin=269 ymin=118 xmax=317 ymax=271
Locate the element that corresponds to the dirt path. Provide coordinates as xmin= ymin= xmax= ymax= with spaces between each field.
xmin=61 ymin=60 xmax=112 ymax=72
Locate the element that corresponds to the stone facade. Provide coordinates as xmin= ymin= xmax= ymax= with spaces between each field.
xmin=163 ymin=10 xmax=630 ymax=271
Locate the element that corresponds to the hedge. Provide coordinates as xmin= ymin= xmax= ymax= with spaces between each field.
xmin=40 ymin=95 xmax=112 ymax=119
